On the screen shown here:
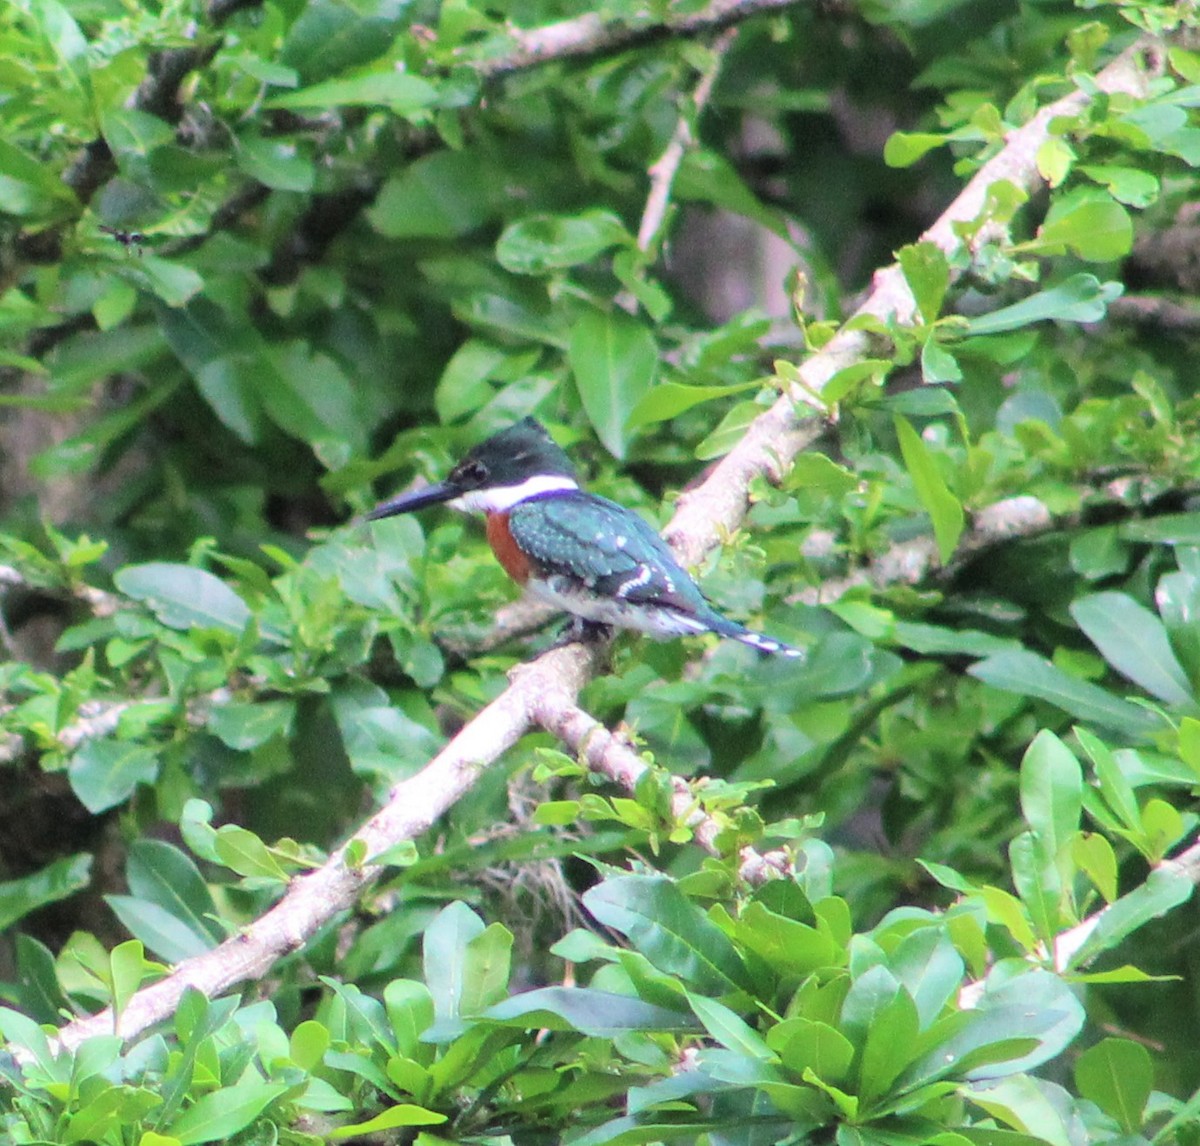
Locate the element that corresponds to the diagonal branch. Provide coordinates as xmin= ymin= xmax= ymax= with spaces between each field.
xmin=49 ymin=35 xmax=1162 ymax=1056
xmin=478 ymin=0 xmax=801 ymax=78
xmin=665 ymin=38 xmax=1160 ymax=565
xmin=532 ymin=693 xmax=791 ymax=884
xmin=637 ymin=26 xmax=739 ymax=251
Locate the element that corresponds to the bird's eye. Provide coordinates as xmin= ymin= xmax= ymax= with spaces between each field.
xmin=457 ymin=459 xmax=489 ymax=485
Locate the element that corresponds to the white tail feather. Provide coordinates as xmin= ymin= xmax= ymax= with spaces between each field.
xmin=733 ymin=629 xmax=805 ymax=659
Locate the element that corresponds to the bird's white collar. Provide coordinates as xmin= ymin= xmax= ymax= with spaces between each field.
xmin=450 ymin=474 xmax=578 ymax=514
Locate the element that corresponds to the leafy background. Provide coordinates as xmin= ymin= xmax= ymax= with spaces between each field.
xmin=3 ymin=0 xmax=1200 ymax=1143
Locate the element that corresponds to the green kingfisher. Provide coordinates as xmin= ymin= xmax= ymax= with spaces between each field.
xmin=368 ymin=417 xmax=802 ymax=658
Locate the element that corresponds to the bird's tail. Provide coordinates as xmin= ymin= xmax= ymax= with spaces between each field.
xmin=705 ymin=614 xmax=804 ymax=659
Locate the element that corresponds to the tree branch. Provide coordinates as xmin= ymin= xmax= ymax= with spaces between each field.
xmin=532 ymin=692 xmax=790 ymax=883
xmin=666 ymin=38 xmax=1160 ymax=564
xmin=478 ymin=0 xmax=800 ymax=78
xmin=637 ymin=26 xmax=738 ymax=250
xmin=797 ymin=494 xmax=1057 ymax=604
xmin=55 ymin=643 xmax=601 ymax=1051
xmin=48 ymin=34 xmax=1164 ymax=1057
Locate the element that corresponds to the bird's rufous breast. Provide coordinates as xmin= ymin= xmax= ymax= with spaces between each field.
xmin=485 ymin=512 xmax=533 ymax=584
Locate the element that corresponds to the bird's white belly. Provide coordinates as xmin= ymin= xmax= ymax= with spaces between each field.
xmin=526 ymin=576 xmax=707 ymax=638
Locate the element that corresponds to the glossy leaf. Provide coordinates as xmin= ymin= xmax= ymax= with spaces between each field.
xmin=1069 ymin=867 xmax=1194 ymax=967
xmin=115 ymin=563 xmax=251 ymax=634
xmin=582 ymin=875 xmax=749 ymax=994
xmin=485 ymin=987 xmax=696 ymax=1035
xmin=328 ymin=1104 xmax=446 ymax=1138
xmin=569 ymin=309 xmax=658 ymax=459
xmin=69 ymin=741 xmax=159 ymax=813
xmin=1019 ymin=730 xmax=1081 ymax=859
xmin=895 ymin=416 xmax=963 ymax=562
xmin=1074 ymin=1037 xmax=1152 ymax=1133
xmin=422 ymin=900 xmax=485 ymax=1031
xmin=968 ymin=650 xmax=1159 ymax=734
xmin=0 ymin=852 xmax=91 ymax=933
xmin=167 ymin=1079 xmax=288 ymax=1144
xmin=964 ymin=274 xmax=1123 ymax=335
xmin=1070 ymin=591 xmax=1192 ymax=705
xmin=1033 ymin=188 xmax=1134 ymax=261
xmin=265 ymin=71 xmax=437 ymax=114
xmin=496 ymin=210 xmax=628 ymax=275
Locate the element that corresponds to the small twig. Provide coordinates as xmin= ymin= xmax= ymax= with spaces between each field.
xmin=478 ymin=0 xmax=800 ymax=79
xmin=637 ymin=27 xmax=739 ymax=251
xmin=532 ymin=693 xmax=790 ymax=883
xmin=1107 ymin=293 xmax=1200 ymax=332
xmin=797 ymin=494 xmax=1056 ymax=604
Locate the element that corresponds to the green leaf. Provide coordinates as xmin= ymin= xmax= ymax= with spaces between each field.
xmin=1074 ymin=727 xmax=1140 ymax=831
xmin=1033 ymin=188 xmax=1133 ymax=261
xmin=423 ymin=900 xmax=485 ymax=1032
xmin=963 ymin=1075 xmax=1073 ymax=1146
xmin=884 ymin=132 xmax=948 ymax=167
xmin=126 ymin=835 xmax=220 ymax=938
xmin=0 ymin=853 xmax=91 ymax=932
xmin=689 ymin=994 xmax=774 ymax=1060
xmin=115 ymin=563 xmax=251 ymax=633
xmin=1078 ymin=164 xmax=1160 ymax=207
xmin=459 ymin=922 xmax=514 ymax=1016
xmin=1070 ymin=591 xmax=1192 ymax=705
xmin=167 ymin=1079 xmax=288 ymax=1144
xmin=1019 ymin=730 xmax=1081 ymax=857
xmin=265 ymin=70 xmax=437 ymax=115
xmin=1071 ymin=833 xmax=1118 ymax=903
xmin=289 ymin=1019 xmax=330 ymax=1071
xmin=964 ymin=274 xmax=1123 ymax=336
xmin=385 ymin=979 xmax=435 ymax=1056
xmin=485 ymin=987 xmax=696 ymax=1036
xmin=207 ymin=700 xmax=296 ymax=750
xmin=235 ymin=133 xmax=315 ymax=192
xmin=582 ymin=875 xmax=749 ymax=994
xmin=328 ymin=1105 xmax=447 ymax=1138
xmin=1074 ymin=1037 xmax=1152 ymax=1133
xmin=773 ymin=1018 xmax=854 ymax=1084
xmin=898 ymin=241 xmax=950 ymax=322
xmin=106 ymin=896 xmax=214 ymax=963
xmin=496 ymin=210 xmax=628 ymax=275
xmin=69 ymin=741 xmax=159 ymax=813
xmin=858 ymin=983 xmax=920 ymax=1104
xmin=920 ymin=339 xmax=962 ymax=384
xmin=369 ymin=150 xmax=497 ymax=239
xmin=894 ymin=416 xmax=963 ymax=562
xmin=1120 ymin=512 xmax=1200 ymax=544
xmin=968 ymin=650 xmax=1159 ymax=734
xmin=569 ymin=309 xmax=658 ymax=459
xmin=902 ymin=969 xmax=1084 ymax=1088
xmin=734 ymin=900 xmax=840 ymax=976
xmin=180 ymin=799 xmax=221 ymax=864
xmin=109 ymin=939 xmax=150 ymax=1022
xmin=213 ymin=826 xmax=289 ymax=881
xmin=625 ymin=379 xmax=761 ymax=431
xmin=1069 ymin=868 xmax=1194 ymax=967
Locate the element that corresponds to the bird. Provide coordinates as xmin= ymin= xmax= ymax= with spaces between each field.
xmin=367 ymin=417 xmax=803 ymax=658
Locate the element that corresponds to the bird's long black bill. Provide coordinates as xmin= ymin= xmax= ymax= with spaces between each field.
xmin=367 ymin=481 xmax=459 ymax=520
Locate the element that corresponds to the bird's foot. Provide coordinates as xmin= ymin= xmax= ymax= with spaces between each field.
xmin=551 ymin=616 xmax=614 ymax=650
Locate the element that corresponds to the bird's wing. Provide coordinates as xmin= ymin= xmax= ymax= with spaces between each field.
xmin=508 ymin=493 xmax=704 ymax=611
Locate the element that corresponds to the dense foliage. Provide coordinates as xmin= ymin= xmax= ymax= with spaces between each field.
xmin=3 ymin=0 xmax=1200 ymax=1143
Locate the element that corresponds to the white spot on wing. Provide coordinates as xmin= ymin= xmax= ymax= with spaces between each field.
xmin=617 ymin=563 xmax=653 ymax=599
